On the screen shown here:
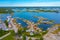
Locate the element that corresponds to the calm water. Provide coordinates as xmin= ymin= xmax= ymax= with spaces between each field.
xmin=1 ymin=7 xmax=60 ymax=30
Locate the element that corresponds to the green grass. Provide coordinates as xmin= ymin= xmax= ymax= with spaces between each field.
xmin=0 ymin=29 xmax=9 ymax=37
xmin=2 ymin=34 xmax=14 ymax=40
xmin=2 ymin=30 xmax=15 ymax=40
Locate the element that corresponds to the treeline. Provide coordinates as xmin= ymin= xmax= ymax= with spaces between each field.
xmin=26 ymin=9 xmax=59 ymax=13
xmin=0 ymin=8 xmax=14 ymax=13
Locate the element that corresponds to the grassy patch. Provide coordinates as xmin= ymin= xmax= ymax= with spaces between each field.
xmin=2 ymin=30 xmax=15 ymax=40
xmin=0 ymin=29 xmax=9 ymax=37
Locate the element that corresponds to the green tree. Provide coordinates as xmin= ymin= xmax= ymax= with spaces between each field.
xmin=4 ymin=20 xmax=8 ymax=27
xmin=40 ymin=36 xmax=43 ymax=40
xmin=22 ymin=34 xmax=26 ymax=40
xmin=29 ymin=37 xmax=32 ymax=40
xmin=18 ymin=30 xmax=22 ymax=36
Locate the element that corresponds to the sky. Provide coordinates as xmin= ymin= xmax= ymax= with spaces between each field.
xmin=0 ymin=0 xmax=60 ymax=7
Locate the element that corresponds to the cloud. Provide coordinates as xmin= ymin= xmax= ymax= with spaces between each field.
xmin=19 ymin=2 xmax=60 ymax=7
xmin=0 ymin=1 xmax=60 ymax=7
